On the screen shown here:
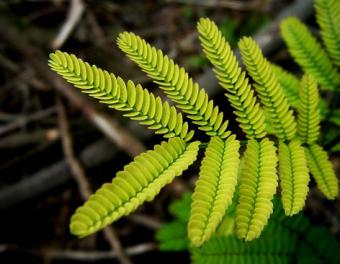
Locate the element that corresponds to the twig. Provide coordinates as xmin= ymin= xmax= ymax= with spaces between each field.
xmin=57 ymin=97 xmax=132 ymax=264
xmin=0 ymin=139 xmax=116 ymax=209
xmin=45 ymin=243 xmax=157 ymax=260
xmin=127 ymin=214 xmax=163 ymax=230
xmin=0 ymin=129 xmax=59 ymax=149
xmin=0 ymin=19 xmax=146 ymax=157
xmin=0 ymin=107 xmax=57 ymax=136
xmin=164 ymin=0 xmax=270 ymax=11
xmin=0 ymin=243 xmax=156 ymax=261
xmin=51 ymin=0 xmax=85 ymax=49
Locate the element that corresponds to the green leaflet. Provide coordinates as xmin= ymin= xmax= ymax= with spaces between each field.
xmin=297 ymin=75 xmax=320 ymax=145
xmin=280 ymin=17 xmax=340 ymax=90
xmin=70 ymin=137 xmax=200 ymax=237
xmin=188 ymin=136 xmax=240 ymax=247
xmin=48 ymin=51 xmax=194 ymax=141
xmin=238 ymin=37 xmax=296 ymax=141
xmin=236 ymin=138 xmax=278 ymax=241
xmin=315 ymin=0 xmax=340 ymax=67
xmin=191 ymin=222 xmax=295 ymax=264
xmin=197 ymin=18 xmax=267 ymax=139
xmin=271 ymin=64 xmax=300 ymax=109
xmin=304 ymin=144 xmax=339 ymax=199
xmin=117 ymin=32 xmax=231 ymax=139
xmin=278 ymin=140 xmax=309 ymax=216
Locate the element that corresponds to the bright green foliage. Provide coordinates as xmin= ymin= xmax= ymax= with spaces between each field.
xmin=304 ymin=144 xmax=339 ymax=199
xmin=188 ymin=136 xmax=240 ymax=246
xmin=280 ymin=17 xmax=340 ymax=90
xmin=271 ymin=64 xmax=300 ymax=109
xmin=47 ymin=12 xmax=339 ymax=246
xmin=297 ymin=75 xmax=320 ymax=144
xmin=236 ymin=139 xmax=278 ymax=241
xmin=156 ymin=221 xmax=189 ymax=251
xmin=278 ymin=140 xmax=309 ymax=216
xmin=315 ymin=0 xmax=340 ymax=67
xmin=197 ymin=18 xmax=266 ymax=139
xmin=48 ymin=51 xmax=194 ymax=141
xmin=192 ymin=223 xmax=295 ymax=264
xmin=69 ymin=137 xmax=200 ymax=237
xmin=117 ymin=32 xmax=231 ymax=139
xmin=238 ymin=37 xmax=296 ymax=141
xmin=158 ymin=195 xmax=340 ymax=264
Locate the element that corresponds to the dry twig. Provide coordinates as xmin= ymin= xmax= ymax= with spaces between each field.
xmin=57 ymin=97 xmax=132 ymax=264
xmin=51 ymin=0 xmax=86 ymax=49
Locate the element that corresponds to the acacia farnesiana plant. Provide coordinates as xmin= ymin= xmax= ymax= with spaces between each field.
xmin=48 ymin=15 xmax=339 ymax=247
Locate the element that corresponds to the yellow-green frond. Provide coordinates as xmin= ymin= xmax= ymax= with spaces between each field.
xmin=188 ymin=136 xmax=240 ymax=247
xmin=271 ymin=64 xmax=300 ymax=109
xmin=278 ymin=140 xmax=309 ymax=216
xmin=117 ymin=32 xmax=231 ymax=139
xmin=315 ymin=0 xmax=340 ymax=67
xmin=48 ymin=51 xmax=194 ymax=141
xmin=297 ymin=74 xmax=320 ymax=145
xmin=304 ymin=144 xmax=339 ymax=200
xmin=280 ymin=17 xmax=340 ymax=90
xmin=197 ymin=18 xmax=266 ymax=139
xmin=70 ymin=137 xmax=200 ymax=238
xmin=236 ymin=138 xmax=278 ymax=241
xmin=238 ymin=37 xmax=296 ymax=141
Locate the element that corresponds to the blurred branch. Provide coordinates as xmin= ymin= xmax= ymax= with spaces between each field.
xmin=0 ymin=107 xmax=56 ymax=136
xmin=0 ymin=139 xmax=116 ymax=209
xmin=57 ymin=97 xmax=132 ymax=264
xmin=0 ymin=242 xmax=157 ymax=261
xmin=164 ymin=0 xmax=270 ymax=11
xmin=43 ymin=243 xmax=157 ymax=261
xmin=51 ymin=0 xmax=85 ymax=49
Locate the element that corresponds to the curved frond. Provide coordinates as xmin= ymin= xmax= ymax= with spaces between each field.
xmin=48 ymin=51 xmax=194 ymax=141
xmin=304 ymin=144 xmax=339 ymax=199
xmin=188 ymin=136 xmax=240 ymax=247
xmin=191 ymin=223 xmax=295 ymax=264
xmin=236 ymin=138 xmax=278 ymax=241
xmin=117 ymin=32 xmax=231 ymax=139
xmin=69 ymin=137 xmax=200 ymax=237
xmin=297 ymin=75 xmax=320 ymax=145
xmin=278 ymin=140 xmax=310 ymax=216
xmin=315 ymin=0 xmax=340 ymax=67
xmin=197 ymin=18 xmax=266 ymax=139
xmin=238 ymin=37 xmax=296 ymax=141
xmin=271 ymin=64 xmax=300 ymax=109
xmin=280 ymin=17 xmax=340 ymax=91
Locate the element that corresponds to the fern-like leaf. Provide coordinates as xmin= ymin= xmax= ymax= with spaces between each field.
xmin=48 ymin=51 xmax=194 ymax=141
xmin=297 ymin=74 xmax=320 ymax=145
xmin=271 ymin=64 xmax=300 ymax=109
xmin=70 ymin=137 xmax=200 ymax=237
xmin=188 ymin=136 xmax=240 ymax=247
xmin=315 ymin=0 xmax=340 ymax=67
xmin=278 ymin=139 xmax=310 ymax=216
xmin=197 ymin=18 xmax=266 ymax=139
xmin=117 ymin=32 xmax=231 ymax=139
xmin=304 ymin=144 xmax=339 ymax=199
xmin=236 ymin=138 xmax=278 ymax=241
xmin=192 ymin=222 xmax=295 ymax=264
xmin=280 ymin=17 xmax=340 ymax=90
xmin=238 ymin=37 xmax=296 ymax=141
